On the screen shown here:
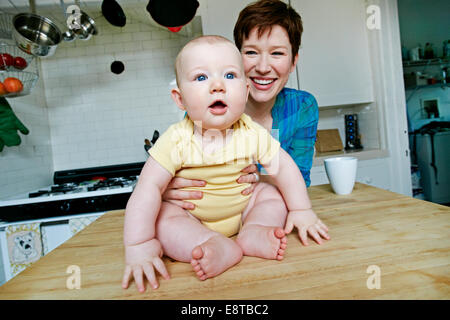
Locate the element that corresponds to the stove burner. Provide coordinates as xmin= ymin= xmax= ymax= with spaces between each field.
xmin=51 ymin=183 xmax=79 ymax=193
xmin=29 ymin=190 xmax=50 ymax=198
xmin=87 ymin=178 xmax=126 ymax=191
xmin=27 ymin=176 xmax=138 ymax=198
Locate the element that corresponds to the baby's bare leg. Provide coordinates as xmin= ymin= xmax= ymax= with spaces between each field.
xmin=155 ymin=201 xmax=242 ymax=280
xmin=236 ymin=183 xmax=288 ymax=260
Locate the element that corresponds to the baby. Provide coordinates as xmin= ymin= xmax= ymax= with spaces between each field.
xmin=122 ymin=35 xmax=329 ymax=292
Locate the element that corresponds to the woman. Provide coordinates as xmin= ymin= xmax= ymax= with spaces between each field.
xmin=161 ymin=0 xmax=322 ymax=244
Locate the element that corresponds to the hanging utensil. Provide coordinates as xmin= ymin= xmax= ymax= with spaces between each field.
xmin=60 ymin=0 xmax=98 ymax=41
xmin=12 ymin=13 xmax=63 ymax=57
xmin=146 ymin=0 xmax=199 ymax=33
xmin=101 ymin=0 xmax=126 ymax=27
xmin=63 ymin=11 xmax=98 ymax=41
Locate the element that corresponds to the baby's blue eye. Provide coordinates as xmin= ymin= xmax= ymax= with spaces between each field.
xmin=225 ymin=73 xmax=235 ymax=79
xmin=196 ymin=75 xmax=207 ymax=81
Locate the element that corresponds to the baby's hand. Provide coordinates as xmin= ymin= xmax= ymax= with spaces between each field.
xmin=122 ymin=238 xmax=170 ymax=292
xmin=284 ymin=209 xmax=330 ymax=246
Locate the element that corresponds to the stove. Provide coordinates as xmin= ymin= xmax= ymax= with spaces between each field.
xmin=0 ymin=162 xmax=145 ymax=223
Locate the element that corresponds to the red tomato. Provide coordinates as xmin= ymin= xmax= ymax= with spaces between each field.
xmin=13 ymin=56 xmax=27 ymax=70
xmin=0 ymin=53 xmax=14 ymax=69
xmin=0 ymin=82 xmax=7 ymax=95
xmin=3 ymin=77 xmax=24 ymax=93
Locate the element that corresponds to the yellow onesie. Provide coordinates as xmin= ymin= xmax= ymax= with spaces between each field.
xmin=148 ymin=113 xmax=280 ymax=237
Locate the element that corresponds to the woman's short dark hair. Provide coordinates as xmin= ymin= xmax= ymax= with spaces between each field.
xmin=233 ymin=0 xmax=303 ymax=60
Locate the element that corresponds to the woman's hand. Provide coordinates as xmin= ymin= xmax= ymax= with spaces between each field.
xmin=236 ymin=164 xmax=260 ymax=195
xmin=162 ymin=177 xmax=206 ymax=210
xmin=122 ymin=238 xmax=170 ymax=292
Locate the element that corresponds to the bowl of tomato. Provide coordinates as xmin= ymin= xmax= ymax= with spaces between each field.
xmin=0 ymin=71 xmax=38 ymax=98
xmin=0 ymin=42 xmax=34 ymax=71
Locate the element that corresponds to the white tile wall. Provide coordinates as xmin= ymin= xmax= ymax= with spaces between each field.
xmin=0 ymin=53 xmax=53 ymax=199
xmin=0 ymin=2 xmax=201 ymax=199
xmin=37 ymin=5 xmax=200 ymax=171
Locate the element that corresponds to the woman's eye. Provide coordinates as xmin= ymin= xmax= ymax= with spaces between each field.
xmin=244 ymin=50 xmax=257 ymax=55
xmin=196 ymin=75 xmax=207 ymax=81
xmin=272 ymin=51 xmax=284 ymax=56
xmin=225 ymin=73 xmax=235 ymax=79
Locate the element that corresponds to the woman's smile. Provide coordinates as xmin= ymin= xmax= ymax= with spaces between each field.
xmin=250 ymin=77 xmax=277 ymax=90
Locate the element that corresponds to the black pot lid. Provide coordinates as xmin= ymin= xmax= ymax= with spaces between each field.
xmin=146 ymin=0 xmax=199 ymax=28
xmin=102 ymin=0 xmax=126 ymax=27
xmin=111 ymin=60 xmax=125 ymax=74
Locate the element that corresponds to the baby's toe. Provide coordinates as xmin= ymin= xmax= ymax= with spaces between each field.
xmin=274 ymin=227 xmax=285 ymax=239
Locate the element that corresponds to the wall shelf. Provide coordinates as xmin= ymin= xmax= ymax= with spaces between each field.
xmin=313 ymin=148 xmax=389 ymax=167
xmin=403 ymin=58 xmax=449 ymax=68
xmin=405 ymin=82 xmax=449 ymax=91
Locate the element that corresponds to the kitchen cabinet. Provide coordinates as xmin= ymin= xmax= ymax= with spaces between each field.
xmin=291 ymin=0 xmax=374 ymax=107
xmin=201 ymin=0 xmax=373 ymax=105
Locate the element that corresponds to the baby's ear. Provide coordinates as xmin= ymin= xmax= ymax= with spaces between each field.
xmin=171 ymin=88 xmax=185 ymax=111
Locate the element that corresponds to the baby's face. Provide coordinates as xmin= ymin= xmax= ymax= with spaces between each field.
xmin=173 ymin=41 xmax=249 ymax=131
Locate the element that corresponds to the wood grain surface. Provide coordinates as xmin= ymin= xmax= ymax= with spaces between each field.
xmin=0 ymin=183 xmax=449 ymax=299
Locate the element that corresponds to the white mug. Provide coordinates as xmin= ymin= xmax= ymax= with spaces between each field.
xmin=324 ymin=157 xmax=358 ymax=195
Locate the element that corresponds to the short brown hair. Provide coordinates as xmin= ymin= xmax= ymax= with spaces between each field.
xmin=233 ymin=0 xmax=303 ymax=60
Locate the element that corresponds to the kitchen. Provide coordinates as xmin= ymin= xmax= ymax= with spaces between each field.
xmin=0 ymin=0 xmax=448 ymax=299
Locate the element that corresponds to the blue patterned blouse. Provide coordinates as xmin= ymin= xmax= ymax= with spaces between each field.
xmin=262 ymin=87 xmax=319 ymax=187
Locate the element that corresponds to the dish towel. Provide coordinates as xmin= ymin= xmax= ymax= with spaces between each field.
xmin=69 ymin=215 xmax=100 ymax=236
xmin=6 ymin=223 xmax=43 ymax=277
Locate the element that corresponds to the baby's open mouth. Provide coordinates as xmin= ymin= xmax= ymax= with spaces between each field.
xmin=208 ymin=100 xmax=228 ymax=115
xmin=209 ymin=100 xmax=227 ymax=108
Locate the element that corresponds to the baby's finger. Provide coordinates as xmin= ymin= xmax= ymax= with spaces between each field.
xmin=142 ymin=263 xmax=158 ymax=290
xmin=153 ymin=258 xmax=170 ymax=280
xmin=298 ymin=227 xmax=309 ymax=246
xmin=318 ymin=219 xmax=329 ymax=232
xmin=121 ymin=265 xmax=132 ymax=289
xmin=308 ymin=227 xmax=323 ymax=245
xmin=132 ymin=266 xmax=145 ymax=293
xmin=316 ymin=224 xmax=330 ymax=240
xmin=284 ymin=220 xmax=294 ymax=234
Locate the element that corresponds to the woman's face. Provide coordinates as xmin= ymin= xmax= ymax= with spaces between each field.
xmin=241 ymin=25 xmax=298 ymax=105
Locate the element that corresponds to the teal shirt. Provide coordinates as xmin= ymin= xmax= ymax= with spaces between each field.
xmin=264 ymin=88 xmax=319 ymax=187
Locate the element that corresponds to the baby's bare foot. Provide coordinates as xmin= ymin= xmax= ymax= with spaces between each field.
xmin=190 ymin=235 xmax=242 ymax=281
xmin=236 ymin=225 xmax=287 ymax=260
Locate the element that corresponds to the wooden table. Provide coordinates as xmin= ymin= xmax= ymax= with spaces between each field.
xmin=0 ymin=183 xmax=449 ymax=299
